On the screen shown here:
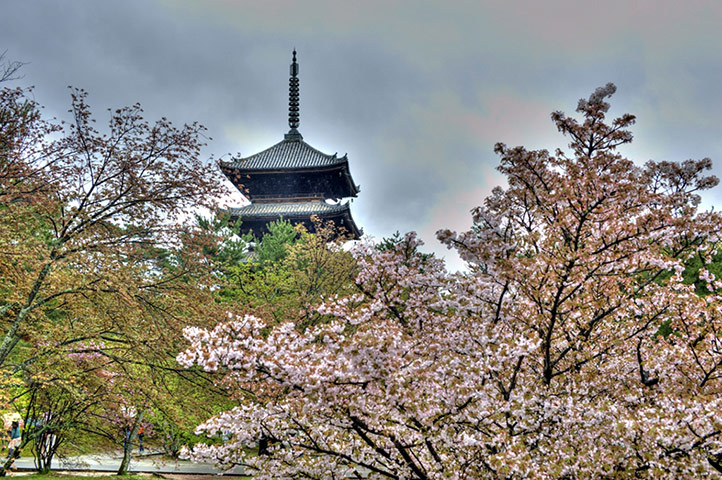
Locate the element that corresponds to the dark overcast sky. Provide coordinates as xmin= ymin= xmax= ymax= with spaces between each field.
xmin=2 ymin=0 xmax=722 ymax=270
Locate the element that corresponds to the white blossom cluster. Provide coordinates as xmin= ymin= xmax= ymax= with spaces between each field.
xmin=178 ymin=87 xmax=722 ymax=479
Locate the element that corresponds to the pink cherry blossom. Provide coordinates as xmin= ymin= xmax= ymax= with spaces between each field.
xmin=180 ymin=86 xmax=722 ymax=479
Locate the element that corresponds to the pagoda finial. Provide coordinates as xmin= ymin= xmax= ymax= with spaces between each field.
xmin=286 ymin=50 xmax=301 ymax=139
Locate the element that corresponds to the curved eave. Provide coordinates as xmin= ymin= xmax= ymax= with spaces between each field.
xmin=338 ymin=156 xmax=360 ymax=197
xmin=221 ymin=158 xmax=351 ymax=176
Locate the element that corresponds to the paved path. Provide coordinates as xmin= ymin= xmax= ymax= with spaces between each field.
xmin=13 ymin=452 xmax=246 ymax=476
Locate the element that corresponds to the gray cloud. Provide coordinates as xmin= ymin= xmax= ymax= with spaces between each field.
xmin=3 ymin=0 xmax=722 ymax=271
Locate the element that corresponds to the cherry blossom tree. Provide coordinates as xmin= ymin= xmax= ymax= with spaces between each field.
xmin=1 ymin=86 xmax=230 ymax=366
xmin=0 ymin=51 xmax=24 ymax=84
xmin=180 ymin=84 xmax=722 ymax=479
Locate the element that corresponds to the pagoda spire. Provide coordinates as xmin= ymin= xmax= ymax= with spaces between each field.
xmin=285 ymin=50 xmax=302 ymax=140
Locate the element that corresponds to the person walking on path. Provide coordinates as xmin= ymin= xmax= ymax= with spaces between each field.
xmin=6 ymin=421 xmax=21 ymax=470
xmin=137 ymin=425 xmax=145 ymax=453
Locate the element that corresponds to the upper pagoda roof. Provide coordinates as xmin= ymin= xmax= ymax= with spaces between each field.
xmin=223 ymin=136 xmax=349 ymax=172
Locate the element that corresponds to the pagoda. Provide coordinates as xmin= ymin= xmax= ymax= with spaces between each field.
xmin=221 ymin=51 xmax=361 ymax=239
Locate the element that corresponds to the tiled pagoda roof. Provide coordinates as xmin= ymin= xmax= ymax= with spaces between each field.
xmin=229 ymin=201 xmax=352 ymax=218
xmin=229 ymin=200 xmax=362 ymax=239
xmin=223 ymin=137 xmax=348 ymax=171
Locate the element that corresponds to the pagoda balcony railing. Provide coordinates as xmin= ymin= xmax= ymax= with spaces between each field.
xmin=252 ymin=193 xmax=329 ymax=203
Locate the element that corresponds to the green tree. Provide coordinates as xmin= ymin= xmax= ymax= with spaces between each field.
xmin=0 ymin=85 xmax=232 ymax=474
xmin=219 ymin=218 xmax=358 ymax=328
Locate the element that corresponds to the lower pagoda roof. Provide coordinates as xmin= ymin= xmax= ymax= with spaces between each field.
xmin=229 ymin=201 xmax=361 ymax=239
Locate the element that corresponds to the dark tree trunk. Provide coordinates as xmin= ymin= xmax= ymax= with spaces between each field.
xmin=33 ymin=430 xmax=62 ymax=474
xmin=258 ymin=435 xmax=269 ymax=456
xmin=117 ymin=413 xmax=143 ymax=476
